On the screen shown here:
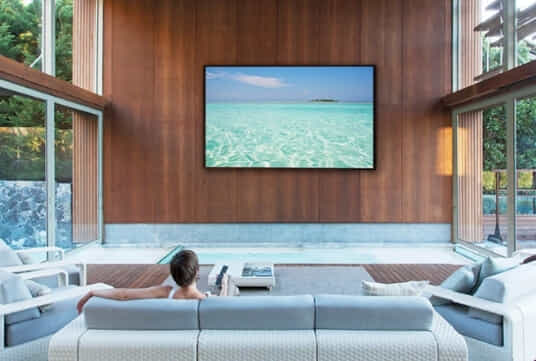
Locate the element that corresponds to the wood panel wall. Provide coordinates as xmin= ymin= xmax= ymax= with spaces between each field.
xmin=72 ymin=0 xmax=99 ymax=242
xmin=456 ymin=0 xmax=484 ymax=243
xmin=102 ymin=0 xmax=452 ymax=224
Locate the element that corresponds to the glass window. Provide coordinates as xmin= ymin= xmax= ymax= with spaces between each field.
xmin=457 ymin=104 xmax=509 ymax=256
xmin=55 ymin=0 xmax=72 ymax=82
xmin=0 ymin=0 xmax=43 ymax=69
xmin=516 ymin=95 xmax=536 ymax=250
xmin=0 ymin=89 xmax=47 ymax=249
xmin=54 ymin=104 xmax=98 ymax=249
xmin=517 ymin=0 xmax=536 ymax=65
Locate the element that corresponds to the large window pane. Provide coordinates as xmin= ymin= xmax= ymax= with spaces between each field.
xmin=516 ymin=96 xmax=536 ymax=250
xmin=54 ymin=104 xmax=98 ymax=250
xmin=517 ymin=0 xmax=536 ymax=66
xmin=0 ymin=0 xmax=43 ymax=70
xmin=457 ymin=104 xmax=508 ymax=256
xmin=0 ymin=90 xmax=46 ymax=249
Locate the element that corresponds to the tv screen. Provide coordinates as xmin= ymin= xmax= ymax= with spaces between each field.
xmin=204 ymin=65 xmax=375 ymax=169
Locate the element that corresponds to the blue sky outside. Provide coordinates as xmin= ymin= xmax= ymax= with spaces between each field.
xmin=205 ymin=66 xmax=374 ymax=102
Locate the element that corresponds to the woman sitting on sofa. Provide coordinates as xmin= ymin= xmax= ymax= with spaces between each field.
xmin=77 ymin=250 xmax=225 ymax=313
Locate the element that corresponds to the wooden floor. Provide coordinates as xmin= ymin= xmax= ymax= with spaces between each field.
xmin=88 ymin=264 xmax=461 ymax=289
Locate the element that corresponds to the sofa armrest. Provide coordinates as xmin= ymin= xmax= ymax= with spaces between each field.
xmin=15 ymin=246 xmax=65 ymax=261
xmin=425 ymin=285 xmax=514 ymax=316
xmin=18 ymin=268 xmax=69 ymax=287
xmin=2 ymin=261 xmax=87 ymax=286
xmin=0 ymin=283 xmax=111 ymax=317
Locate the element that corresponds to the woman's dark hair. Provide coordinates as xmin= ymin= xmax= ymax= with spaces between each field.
xmin=522 ymin=255 xmax=536 ymax=264
xmin=170 ymin=250 xmax=199 ymax=287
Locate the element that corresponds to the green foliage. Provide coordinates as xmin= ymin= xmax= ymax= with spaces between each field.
xmin=0 ymin=0 xmax=73 ymax=181
xmin=483 ymin=105 xmax=506 ymax=171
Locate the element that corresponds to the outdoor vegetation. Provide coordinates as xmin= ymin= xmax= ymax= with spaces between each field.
xmin=0 ymin=0 xmax=73 ymax=181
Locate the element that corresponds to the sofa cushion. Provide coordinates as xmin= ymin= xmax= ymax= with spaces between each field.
xmin=469 ymin=263 xmax=536 ymax=323
xmin=431 ymin=264 xmax=481 ymax=306
xmin=199 ymin=295 xmax=314 ymax=330
xmin=315 ymin=295 xmax=434 ymax=331
xmin=84 ymin=297 xmax=199 ymax=330
xmin=0 ymin=241 xmax=22 ymax=267
xmin=435 ymin=304 xmax=503 ymax=346
xmin=0 ymin=270 xmax=40 ymax=325
xmin=5 ymin=296 xmax=78 ymax=347
xmin=362 ymin=280 xmax=429 ymax=296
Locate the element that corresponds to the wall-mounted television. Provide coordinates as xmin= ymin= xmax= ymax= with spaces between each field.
xmin=204 ymin=65 xmax=375 ymax=169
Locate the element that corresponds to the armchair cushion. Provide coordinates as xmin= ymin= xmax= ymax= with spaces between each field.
xmin=0 ymin=241 xmax=22 ymax=267
xmin=315 ymin=295 xmax=434 ymax=331
xmin=5 ymin=295 xmax=78 ymax=347
xmin=435 ymin=304 xmax=503 ymax=346
xmin=0 ymin=270 xmax=40 ymax=325
xmin=474 ymin=256 xmax=520 ymax=290
xmin=430 ymin=264 xmax=481 ymax=306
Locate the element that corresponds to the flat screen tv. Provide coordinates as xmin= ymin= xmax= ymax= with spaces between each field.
xmin=204 ymin=65 xmax=375 ymax=169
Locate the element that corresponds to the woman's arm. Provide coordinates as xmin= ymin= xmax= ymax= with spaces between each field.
xmin=77 ymin=286 xmax=171 ymax=313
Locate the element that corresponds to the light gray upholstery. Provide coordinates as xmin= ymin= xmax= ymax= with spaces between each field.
xmin=0 ymin=241 xmax=23 ymax=267
xmin=6 ymin=296 xmax=78 ymax=347
xmin=430 ymin=264 xmax=481 ymax=306
xmin=474 ymin=257 xmax=520 ymax=290
xmin=435 ymin=304 xmax=503 ymax=346
xmin=199 ymin=295 xmax=315 ymax=330
xmin=469 ymin=263 xmax=536 ymax=323
xmin=0 ymin=270 xmax=40 ymax=325
xmin=315 ymin=295 xmax=434 ymax=331
xmin=34 ymin=264 xmax=81 ymax=287
xmin=84 ymin=297 xmax=199 ymax=330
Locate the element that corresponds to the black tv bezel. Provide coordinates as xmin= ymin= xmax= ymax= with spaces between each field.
xmin=203 ymin=64 xmax=376 ymax=171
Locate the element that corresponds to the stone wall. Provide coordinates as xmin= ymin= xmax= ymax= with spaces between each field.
xmin=0 ymin=180 xmax=72 ymax=249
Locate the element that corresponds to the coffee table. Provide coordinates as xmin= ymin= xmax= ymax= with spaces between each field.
xmin=208 ymin=262 xmax=275 ymax=289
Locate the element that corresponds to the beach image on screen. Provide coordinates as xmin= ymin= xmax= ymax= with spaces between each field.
xmin=205 ymin=66 xmax=374 ymax=169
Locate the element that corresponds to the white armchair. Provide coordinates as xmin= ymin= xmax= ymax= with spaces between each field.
xmin=427 ymin=278 xmax=536 ymax=361
xmin=0 ymin=269 xmax=110 ymax=361
xmin=0 ymin=242 xmax=86 ymax=286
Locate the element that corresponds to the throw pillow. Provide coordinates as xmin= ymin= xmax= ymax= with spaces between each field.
xmin=430 ymin=263 xmax=481 ymax=306
xmin=474 ymin=256 xmax=521 ymax=291
xmin=0 ymin=270 xmax=41 ymax=324
xmin=0 ymin=240 xmax=23 ymax=267
xmin=362 ymin=280 xmax=429 ymax=296
xmin=25 ymin=279 xmax=54 ymax=312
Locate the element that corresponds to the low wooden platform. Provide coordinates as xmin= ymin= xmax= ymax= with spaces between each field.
xmin=87 ymin=264 xmax=461 ymax=289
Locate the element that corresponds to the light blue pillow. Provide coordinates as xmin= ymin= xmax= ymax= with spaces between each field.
xmin=0 ymin=270 xmax=41 ymax=325
xmin=0 ymin=241 xmax=23 ymax=267
xmin=430 ymin=263 xmax=481 ymax=306
xmin=474 ymin=257 xmax=520 ymax=291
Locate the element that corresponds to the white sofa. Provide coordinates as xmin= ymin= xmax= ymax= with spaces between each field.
xmin=49 ymin=295 xmax=467 ymax=361
xmin=428 ymin=262 xmax=536 ymax=361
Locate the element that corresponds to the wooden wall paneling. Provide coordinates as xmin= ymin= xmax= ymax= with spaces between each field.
xmin=316 ymin=0 xmax=363 ymax=222
xmin=153 ymin=0 xmax=196 ymax=222
xmin=106 ymin=0 xmax=156 ymax=223
xmin=357 ymin=0 xmax=404 ymax=222
xmin=102 ymin=0 xmax=113 ymax=224
xmin=402 ymin=0 xmax=452 ymax=223
xmin=275 ymin=0 xmax=320 ymax=221
xmin=235 ymin=0 xmax=280 ymax=222
xmin=72 ymin=0 xmax=98 ymax=243
xmin=194 ymin=0 xmax=238 ymax=222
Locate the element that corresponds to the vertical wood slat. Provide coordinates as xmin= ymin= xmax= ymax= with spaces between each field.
xmin=72 ymin=0 xmax=98 ymax=243
xmin=457 ymin=0 xmax=484 ymax=243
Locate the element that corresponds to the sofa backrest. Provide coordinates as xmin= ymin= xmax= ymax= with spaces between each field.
xmin=84 ymin=297 xmax=199 ymax=330
xmin=473 ymin=263 xmax=536 ymax=304
xmin=315 ymin=295 xmax=434 ymax=331
xmin=199 ymin=295 xmax=315 ymax=330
